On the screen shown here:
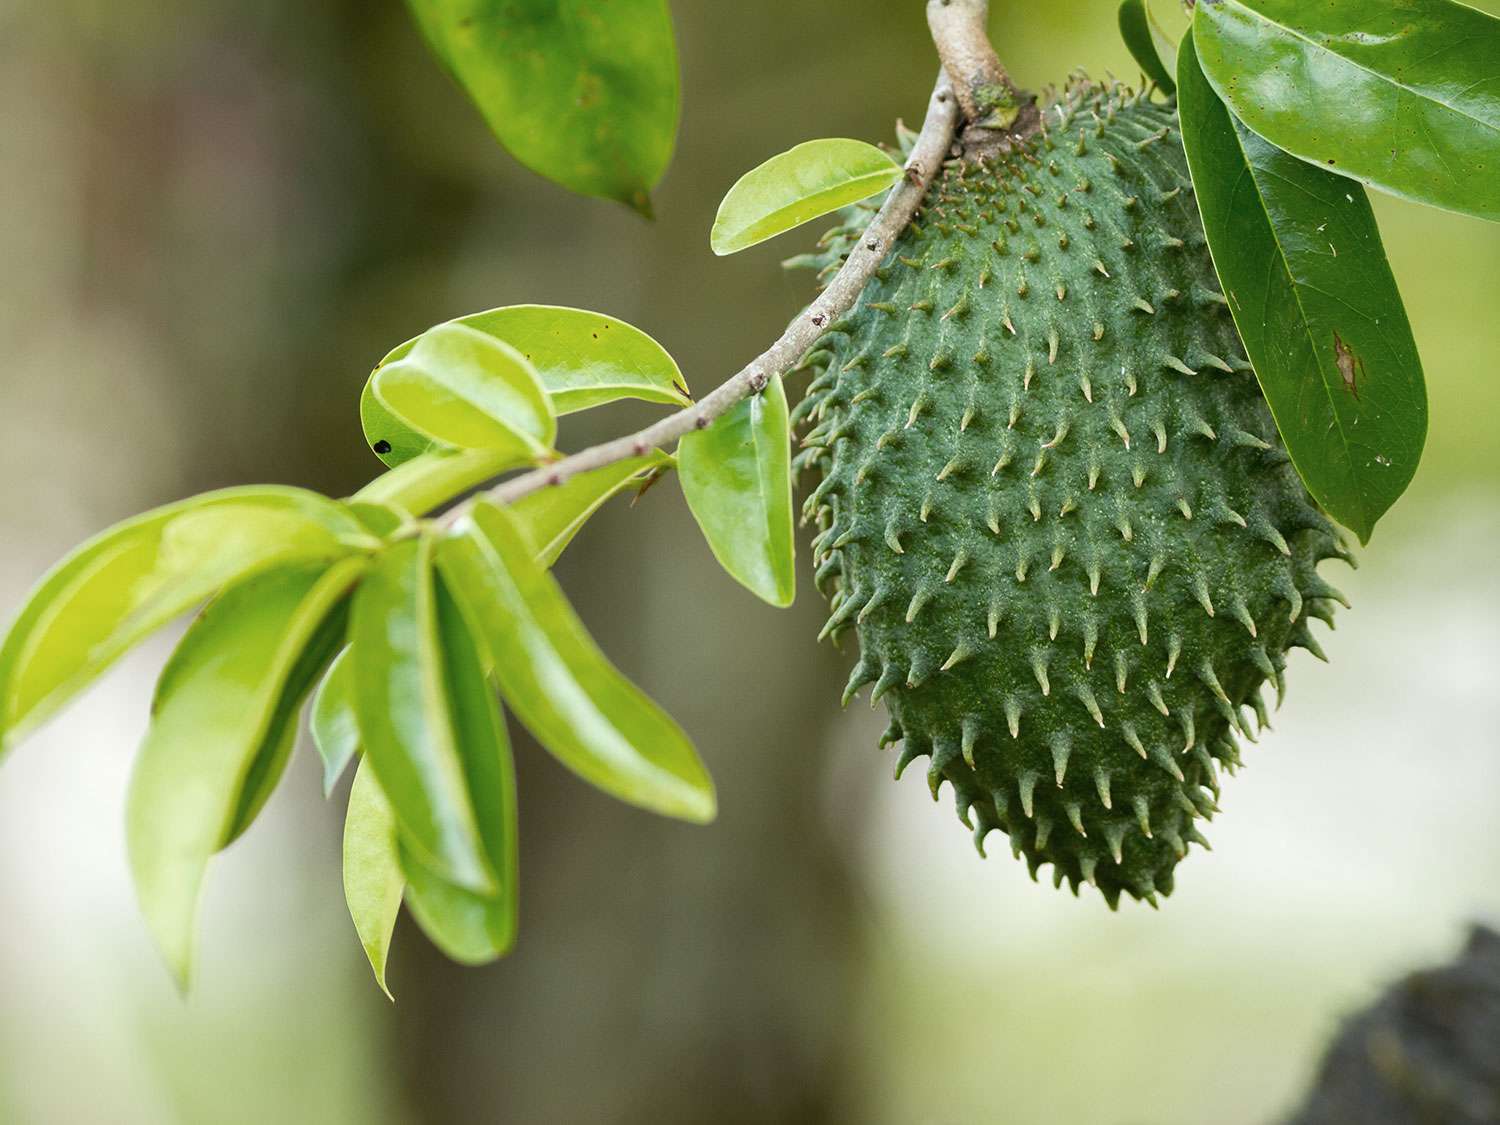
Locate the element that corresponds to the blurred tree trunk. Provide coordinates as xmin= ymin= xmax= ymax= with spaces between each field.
xmin=1287 ymin=926 xmax=1500 ymax=1125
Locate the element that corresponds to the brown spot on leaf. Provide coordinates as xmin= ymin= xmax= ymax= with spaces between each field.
xmin=1333 ymin=331 xmax=1364 ymax=400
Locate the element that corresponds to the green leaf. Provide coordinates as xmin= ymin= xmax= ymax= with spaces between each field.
xmin=126 ymin=559 xmax=364 ymax=989
xmin=0 ymin=486 xmax=375 ymax=754
xmin=377 ymin=306 xmax=691 ymax=417
xmin=339 ymin=574 xmax=521 ymax=972
xmin=354 ymin=447 xmax=518 ymax=514
xmin=312 ymin=647 xmax=360 ymax=796
xmin=677 ymin=376 xmax=795 ymax=606
xmin=710 ymin=139 xmax=902 ymax=255
xmin=1193 ymin=0 xmax=1500 ymax=222
xmin=396 ymin=575 xmax=518 ymax=966
xmin=512 ymin=452 xmax=670 ymax=568
xmin=370 ymin=323 xmax=555 ymax=463
xmin=343 ymin=757 xmax=404 ymax=1000
xmin=360 ymin=382 xmax=436 ymax=470
xmin=1178 ymin=35 xmax=1427 ymax=543
xmin=349 ymin=537 xmax=495 ymax=894
xmin=1118 ymin=0 xmax=1177 ymax=93
xmin=437 ymin=502 xmax=714 ymax=824
xmin=406 ymin=0 xmax=678 ymax=214
xmin=223 ymin=589 xmax=353 ymax=843
xmin=345 ymin=501 xmax=409 ymax=539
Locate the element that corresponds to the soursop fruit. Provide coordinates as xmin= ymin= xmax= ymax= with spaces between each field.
xmin=793 ymin=79 xmax=1351 ymax=907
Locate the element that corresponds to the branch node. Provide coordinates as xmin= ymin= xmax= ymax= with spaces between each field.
xmin=926 ymin=0 xmax=1040 ymax=143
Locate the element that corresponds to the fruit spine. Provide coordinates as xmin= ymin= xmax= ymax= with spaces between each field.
xmin=792 ymin=79 xmax=1351 ymax=907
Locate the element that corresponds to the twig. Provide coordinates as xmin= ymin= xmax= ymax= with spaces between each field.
xmin=439 ymin=72 xmax=961 ymax=524
xmin=926 ymin=0 xmax=1040 ymax=139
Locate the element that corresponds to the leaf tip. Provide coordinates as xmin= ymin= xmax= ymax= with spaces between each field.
xmin=164 ymin=948 xmax=195 ymax=997
xmin=666 ymin=774 xmax=718 ymax=826
xmin=626 ymin=189 xmax=655 ymax=221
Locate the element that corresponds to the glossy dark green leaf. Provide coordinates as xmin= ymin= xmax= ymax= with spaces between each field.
xmin=343 ymin=757 xmax=404 ymax=999
xmin=0 ymin=487 xmax=376 ymax=754
xmin=370 ymin=323 xmax=555 ymax=464
xmin=406 ymin=0 xmax=678 ymax=214
xmin=312 ymin=647 xmax=360 ymax=796
xmin=376 ymin=306 xmax=691 ymax=419
xmin=437 ymin=503 xmax=714 ymax=824
xmin=711 ymin=139 xmax=902 ymax=255
xmin=678 ymin=376 xmax=795 ymax=606
xmin=1119 ymin=0 xmax=1177 ymax=93
xmin=126 ymin=559 xmax=363 ymax=988
xmin=512 ymin=452 xmax=669 ymax=568
xmin=349 ymin=537 xmax=494 ymax=893
xmin=1193 ymin=0 xmax=1500 ymax=222
xmin=1178 ymin=35 xmax=1427 ymax=542
xmin=396 ymin=575 xmax=517 ymax=965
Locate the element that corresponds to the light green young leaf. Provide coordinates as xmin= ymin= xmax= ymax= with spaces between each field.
xmin=1178 ymin=36 xmax=1427 ymax=542
xmin=343 ymin=757 xmax=404 ymax=1000
xmin=312 ymin=647 xmax=360 ymax=796
xmin=407 ymin=0 xmax=678 ymax=214
xmin=678 ymin=376 xmax=795 ymax=607
xmin=0 ymin=486 xmax=375 ymax=755
xmin=370 ymin=323 xmax=555 ymax=463
xmin=345 ymin=501 xmax=409 ymax=539
xmin=711 ymin=139 xmax=902 ymax=255
xmin=349 ymin=537 xmax=494 ymax=894
xmin=1193 ymin=0 xmax=1500 ymax=222
xmin=223 ymin=586 xmax=354 ymax=843
xmin=378 ymin=306 xmax=691 ymax=416
xmin=126 ymin=559 xmax=364 ymax=989
xmin=396 ymin=575 xmax=518 ymax=966
xmin=360 ymin=382 xmax=435 ymax=471
xmin=354 ymin=447 xmax=519 ymax=514
xmin=1118 ymin=0 xmax=1176 ymax=93
xmin=437 ymin=503 xmax=715 ymax=825
xmin=512 ymin=452 xmax=670 ymax=568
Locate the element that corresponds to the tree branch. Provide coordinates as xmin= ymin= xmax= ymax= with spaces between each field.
xmin=437 ymin=72 xmax=961 ymax=525
xmin=926 ymin=0 xmax=1040 ymax=139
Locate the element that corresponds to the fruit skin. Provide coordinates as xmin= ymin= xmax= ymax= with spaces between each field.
xmin=793 ymin=80 xmax=1351 ymax=908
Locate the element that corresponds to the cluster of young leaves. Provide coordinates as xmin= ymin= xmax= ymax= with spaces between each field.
xmin=0 ymin=282 xmax=830 ymax=989
xmin=1121 ymin=0 xmax=1500 ymax=543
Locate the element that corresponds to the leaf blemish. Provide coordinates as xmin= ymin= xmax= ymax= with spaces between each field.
xmin=1332 ymin=331 xmax=1364 ymax=400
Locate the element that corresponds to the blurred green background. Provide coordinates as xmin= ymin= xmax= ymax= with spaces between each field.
xmin=1 ymin=1 xmax=1497 ymax=1122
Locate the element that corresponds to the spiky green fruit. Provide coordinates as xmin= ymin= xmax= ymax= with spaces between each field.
xmin=795 ymin=80 xmax=1351 ymax=908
